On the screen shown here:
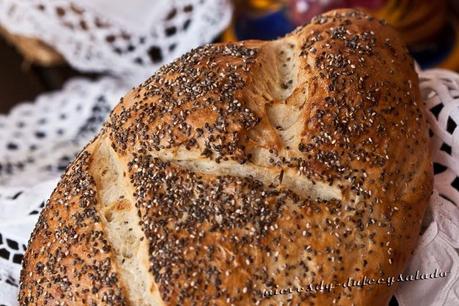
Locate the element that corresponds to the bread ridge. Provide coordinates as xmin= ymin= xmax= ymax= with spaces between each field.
xmin=19 ymin=8 xmax=433 ymax=306
xmin=87 ymin=132 xmax=343 ymax=306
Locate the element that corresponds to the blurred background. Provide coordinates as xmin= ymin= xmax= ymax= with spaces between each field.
xmin=227 ymin=0 xmax=459 ymax=71
xmin=1 ymin=0 xmax=458 ymax=114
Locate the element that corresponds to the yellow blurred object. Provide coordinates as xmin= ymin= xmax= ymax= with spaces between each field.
xmin=372 ymin=0 xmax=447 ymax=45
xmin=437 ymin=20 xmax=459 ymax=70
xmin=250 ymin=0 xmax=282 ymax=10
xmin=222 ymin=23 xmax=238 ymax=42
xmin=234 ymin=0 xmax=282 ymax=11
xmin=371 ymin=0 xmax=459 ymax=71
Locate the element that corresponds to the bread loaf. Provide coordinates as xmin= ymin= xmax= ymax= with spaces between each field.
xmin=19 ymin=9 xmax=433 ymax=306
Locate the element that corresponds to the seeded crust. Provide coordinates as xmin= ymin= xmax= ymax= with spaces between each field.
xmin=19 ymin=9 xmax=432 ymax=306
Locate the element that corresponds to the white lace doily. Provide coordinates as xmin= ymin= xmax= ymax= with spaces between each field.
xmin=0 ymin=77 xmax=128 ymax=305
xmin=0 ymin=0 xmax=232 ymax=84
xmin=0 ymin=77 xmax=128 ymax=187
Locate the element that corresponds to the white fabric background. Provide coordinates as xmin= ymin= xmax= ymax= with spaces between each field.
xmin=0 ymin=0 xmax=232 ymax=84
xmin=0 ymin=1 xmax=457 ymax=305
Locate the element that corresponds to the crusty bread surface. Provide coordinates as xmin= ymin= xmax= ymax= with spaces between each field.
xmin=19 ymin=9 xmax=433 ymax=306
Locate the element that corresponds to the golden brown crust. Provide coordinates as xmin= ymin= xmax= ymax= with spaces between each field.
xmin=19 ymin=150 xmax=128 ymax=305
xmin=20 ymin=9 xmax=433 ymax=306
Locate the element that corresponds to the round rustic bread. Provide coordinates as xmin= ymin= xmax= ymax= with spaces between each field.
xmin=19 ymin=9 xmax=433 ymax=306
